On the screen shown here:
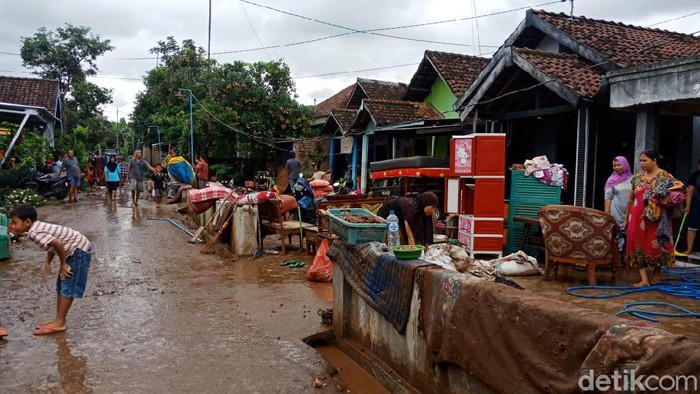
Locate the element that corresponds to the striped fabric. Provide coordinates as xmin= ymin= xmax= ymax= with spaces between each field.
xmin=28 ymin=221 xmax=92 ymax=257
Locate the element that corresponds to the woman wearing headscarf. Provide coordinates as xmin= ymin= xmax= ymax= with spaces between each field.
xmin=103 ymin=155 xmax=121 ymax=201
xmin=603 ymin=156 xmax=633 ymax=258
xmin=623 ymin=148 xmax=678 ymax=287
xmin=377 ymin=192 xmax=439 ymax=246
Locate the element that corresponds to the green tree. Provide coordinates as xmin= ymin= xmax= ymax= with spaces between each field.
xmin=20 ymin=24 xmax=115 ymax=132
xmin=131 ymin=38 xmax=313 ymax=181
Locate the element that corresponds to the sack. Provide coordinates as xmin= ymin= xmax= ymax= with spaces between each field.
xmin=277 ymin=194 xmax=298 ymax=213
xmin=310 ymin=179 xmax=330 ymax=188
xmin=307 ymin=238 xmax=333 ymax=282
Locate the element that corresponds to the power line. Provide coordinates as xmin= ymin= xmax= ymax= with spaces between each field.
xmin=293 ymin=62 xmax=420 ymax=79
xmin=648 ymin=10 xmax=700 ymax=27
xmin=189 ymin=92 xmax=288 ymax=152
xmin=239 ymin=0 xmax=473 ymax=47
xmin=239 ymin=0 xmax=274 ymax=61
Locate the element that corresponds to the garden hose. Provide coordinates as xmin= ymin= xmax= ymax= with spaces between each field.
xmin=566 ymin=266 xmax=700 ymax=321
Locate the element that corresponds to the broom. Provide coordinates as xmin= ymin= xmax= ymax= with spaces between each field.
xmin=674 ymin=212 xmax=688 ymax=257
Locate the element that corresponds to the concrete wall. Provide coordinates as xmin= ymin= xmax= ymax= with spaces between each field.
xmin=608 ymin=56 xmax=700 ymax=108
xmin=425 ymin=78 xmax=459 ymax=119
xmin=332 ymin=264 xmax=494 ymax=394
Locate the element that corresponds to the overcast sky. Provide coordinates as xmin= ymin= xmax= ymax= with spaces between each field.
xmin=0 ymin=0 xmax=698 ymax=122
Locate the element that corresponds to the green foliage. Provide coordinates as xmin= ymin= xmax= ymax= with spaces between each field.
xmin=20 ymin=23 xmax=114 ymax=134
xmin=54 ymin=125 xmax=89 ymax=164
xmin=131 ymin=37 xmax=313 ymax=180
xmin=0 ymin=188 xmax=45 ymax=212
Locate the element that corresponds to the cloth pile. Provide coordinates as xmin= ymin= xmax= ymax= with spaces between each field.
xmin=327 ymin=240 xmax=434 ymax=333
xmin=523 ymin=155 xmax=569 ymax=189
xmin=473 ymin=251 xmax=544 ymax=276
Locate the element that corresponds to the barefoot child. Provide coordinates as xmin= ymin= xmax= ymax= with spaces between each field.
xmin=9 ymin=204 xmax=92 ymax=335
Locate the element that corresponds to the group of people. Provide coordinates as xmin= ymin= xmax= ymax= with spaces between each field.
xmin=603 ymin=149 xmax=698 ymax=287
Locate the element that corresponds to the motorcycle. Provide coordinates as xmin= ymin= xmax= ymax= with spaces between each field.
xmin=25 ymin=170 xmax=69 ymax=201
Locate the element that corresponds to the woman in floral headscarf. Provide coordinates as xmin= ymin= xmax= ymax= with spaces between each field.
xmin=604 ymin=156 xmax=633 ymax=258
xmin=623 ymin=148 xmax=677 ymax=287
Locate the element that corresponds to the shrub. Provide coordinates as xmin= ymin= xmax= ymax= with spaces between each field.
xmin=0 ymin=188 xmax=45 ymax=212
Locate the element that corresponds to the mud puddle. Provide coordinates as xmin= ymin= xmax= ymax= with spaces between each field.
xmin=313 ymin=344 xmax=390 ymax=394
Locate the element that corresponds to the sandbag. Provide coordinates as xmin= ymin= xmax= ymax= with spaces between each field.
xmin=277 ymin=194 xmax=298 ymax=213
xmin=307 ymin=238 xmax=333 ymax=282
xmin=310 ymin=179 xmax=330 ymax=188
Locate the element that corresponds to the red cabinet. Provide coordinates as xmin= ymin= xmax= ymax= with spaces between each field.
xmin=445 ymin=134 xmax=506 ymax=256
xmin=449 ymin=134 xmax=506 ymax=177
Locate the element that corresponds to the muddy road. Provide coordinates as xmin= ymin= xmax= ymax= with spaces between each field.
xmin=0 ymin=195 xmax=340 ymax=393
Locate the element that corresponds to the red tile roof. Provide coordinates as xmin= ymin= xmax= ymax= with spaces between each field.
xmin=426 ymin=51 xmax=489 ymax=97
xmin=329 ymin=109 xmax=357 ymax=132
xmin=533 ymin=10 xmax=700 ymax=69
xmin=0 ymin=76 xmax=60 ymax=114
xmin=362 ymin=99 xmax=442 ymax=126
xmin=314 ymin=84 xmax=354 ymax=117
xmin=514 ymin=47 xmax=603 ymax=99
xmin=357 ymin=78 xmax=407 ymax=100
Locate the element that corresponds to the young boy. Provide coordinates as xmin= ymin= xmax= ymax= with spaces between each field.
xmin=149 ymin=164 xmax=169 ymax=206
xmin=9 ymin=204 xmax=92 ymax=335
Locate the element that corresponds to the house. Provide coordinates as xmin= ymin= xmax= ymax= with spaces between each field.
xmin=0 ymin=76 xmax=63 ymax=166
xmin=346 ymin=51 xmax=489 ymax=192
xmin=454 ymin=9 xmax=700 ymax=206
xmin=314 ymin=78 xmax=407 ymax=181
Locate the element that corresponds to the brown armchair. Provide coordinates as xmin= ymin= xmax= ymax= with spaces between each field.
xmin=538 ymin=205 xmax=618 ymax=285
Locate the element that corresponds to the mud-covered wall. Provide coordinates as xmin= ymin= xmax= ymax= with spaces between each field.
xmin=332 ymin=265 xmax=494 ymax=394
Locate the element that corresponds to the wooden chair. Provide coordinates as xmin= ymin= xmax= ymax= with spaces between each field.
xmin=538 ymin=205 xmax=618 ymax=285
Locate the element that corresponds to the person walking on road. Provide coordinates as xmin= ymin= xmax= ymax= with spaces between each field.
xmin=61 ymin=150 xmax=81 ymax=202
xmin=127 ymin=150 xmax=155 ymax=207
xmin=103 ymin=156 xmax=121 ymax=201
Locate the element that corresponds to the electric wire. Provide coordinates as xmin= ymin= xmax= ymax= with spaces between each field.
xmin=188 ymin=92 xmax=289 ymax=152
xmin=239 ymin=0 xmax=274 ymax=61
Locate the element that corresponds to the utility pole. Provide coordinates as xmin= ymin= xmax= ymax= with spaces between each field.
xmin=208 ymin=0 xmax=212 ymax=60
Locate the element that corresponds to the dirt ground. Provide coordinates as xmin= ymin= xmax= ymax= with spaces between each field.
xmin=513 ymin=262 xmax=700 ymax=343
xmin=0 ymin=191 xmax=343 ymax=393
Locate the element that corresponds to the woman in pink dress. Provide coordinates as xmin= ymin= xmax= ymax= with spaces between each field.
xmin=623 ymin=148 xmax=676 ymax=287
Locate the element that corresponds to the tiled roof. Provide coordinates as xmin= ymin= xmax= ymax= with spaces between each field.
xmin=0 ymin=76 xmax=59 ymax=114
xmin=426 ymin=51 xmax=489 ymax=97
xmin=357 ymin=78 xmax=406 ymax=101
xmin=329 ymin=109 xmax=357 ymax=132
xmin=533 ymin=10 xmax=700 ymax=69
xmin=363 ymin=99 xmax=442 ymax=126
xmin=514 ymin=47 xmax=603 ymax=99
xmin=314 ymin=84 xmax=354 ymax=117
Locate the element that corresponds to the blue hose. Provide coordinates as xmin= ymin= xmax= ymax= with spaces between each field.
xmin=614 ymin=301 xmax=700 ymax=322
xmin=566 ymin=265 xmax=700 ymax=321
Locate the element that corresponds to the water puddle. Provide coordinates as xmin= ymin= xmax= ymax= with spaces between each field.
xmin=312 ymin=344 xmax=390 ymax=394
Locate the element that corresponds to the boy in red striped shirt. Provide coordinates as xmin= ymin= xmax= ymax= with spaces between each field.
xmin=9 ymin=204 xmax=93 ymax=335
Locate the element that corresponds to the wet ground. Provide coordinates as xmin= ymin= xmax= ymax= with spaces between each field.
xmin=514 ymin=263 xmax=700 ymax=343
xmin=0 ymin=191 xmax=345 ymax=393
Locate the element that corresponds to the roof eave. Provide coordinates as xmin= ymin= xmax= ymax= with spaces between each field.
xmin=528 ymin=10 xmax=618 ymax=72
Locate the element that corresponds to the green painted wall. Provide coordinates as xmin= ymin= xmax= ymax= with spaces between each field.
xmin=424 ymin=77 xmax=459 ymax=119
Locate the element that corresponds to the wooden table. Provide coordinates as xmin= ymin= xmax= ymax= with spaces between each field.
xmin=513 ymin=216 xmax=544 ymax=252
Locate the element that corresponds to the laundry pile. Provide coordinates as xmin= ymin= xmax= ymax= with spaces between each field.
xmin=522 ymin=155 xmax=569 ymax=189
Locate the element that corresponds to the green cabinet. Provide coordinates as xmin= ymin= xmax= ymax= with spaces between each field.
xmin=505 ymin=170 xmax=561 ymax=255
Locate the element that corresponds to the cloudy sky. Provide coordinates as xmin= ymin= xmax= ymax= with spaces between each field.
xmin=1 ymin=0 xmax=698 ymax=121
